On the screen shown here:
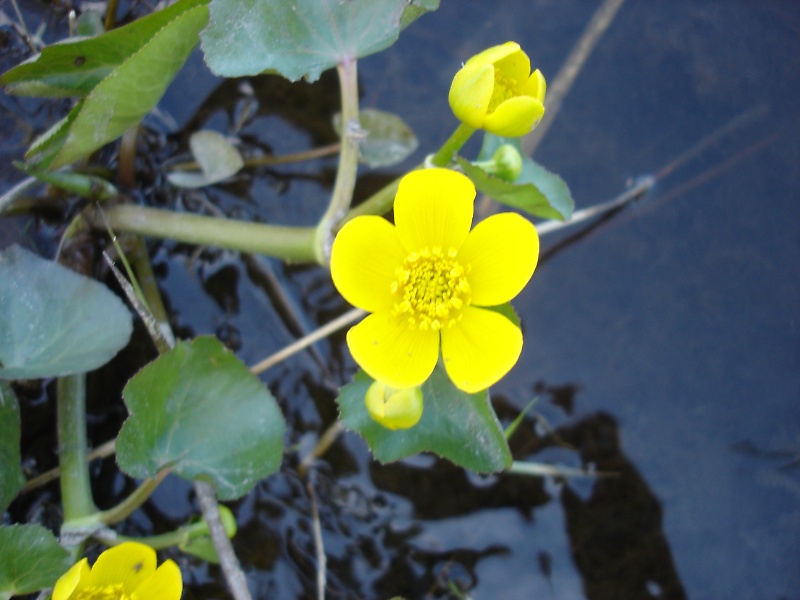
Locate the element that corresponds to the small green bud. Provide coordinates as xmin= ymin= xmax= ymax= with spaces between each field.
xmin=490 ymin=144 xmax=523 ymax=182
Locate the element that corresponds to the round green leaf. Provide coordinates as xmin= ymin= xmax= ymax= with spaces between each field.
xmin=117 ymin=336 xmax=285 ymax=500
xmin=0 ymin=245 xmax=133 ymax=380
xmin=337 ymin=364 xmax=512 ymax=473
xmin=0 ymin=524 xmax=72 ymax=596
xmin=201 ymin=0 xmax=436 ymax=81
xmin=334 ymin=108 xmax=418 ymax=168
xmin=0 ymin=383 xmax=24 ymax=513
xmin=167 ymin=130 xmax=244 ymax=188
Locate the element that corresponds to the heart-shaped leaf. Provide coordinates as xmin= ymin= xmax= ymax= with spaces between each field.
xmin=334 ymin=108 xmax=418 ymax=168
xmin=117 ymin=336 xmax=285 ymax=500
xmin=0 ymin=383 xmax=24 ymax=513
xmin=201 ymin=0 xmax=438 ymax=81
xmin=337 ymin=364 xmax=511 ymax=473
xmin=167 ymin=130 xmax=244 ymax=188
xmin=0 ymin=524 xmax=72 ymax=597
xmin=0 ymin=245 xmax=133 ymax=380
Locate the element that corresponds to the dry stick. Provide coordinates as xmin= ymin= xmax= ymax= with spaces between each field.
xmin=306 ymin=471 xmax=327 ymax=600
xmin=523 ymin=0 xmax=626 ymax=157
xmin=250 ymin=307 xmax=365 ymax=375
xmin=195 ymin=481 xmax=253 ymax=600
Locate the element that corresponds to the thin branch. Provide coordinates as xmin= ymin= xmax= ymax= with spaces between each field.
xmin=306 ymin=471 xmax=327 ymax=600
xmin=194 ymin=482 xmax=253 ymax=600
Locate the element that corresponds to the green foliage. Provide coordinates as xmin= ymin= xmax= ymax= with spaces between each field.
xmin=116 ymin=336 xmax=286 ymax=500
xmin=0 ymin=383 xmax=24 ymax=513
xmin=334 ymin=108 xmax=419 ymax=168
xmin=459 ymin=134 xmax=574 ymax=221
xmin=0 ymin=245 xmax=133 ymax=380
xmin=166 ymin=130 xmax=244 ymax=188
xmin=2 ymin=0 xmax=209 ymax=170
xmin=201 ymin=0 xmax=437 ymax=81
xmin=0 ymin=524 xmax=72 ymax=597
xmin=337 ymin=365 xmax=512 ymax=473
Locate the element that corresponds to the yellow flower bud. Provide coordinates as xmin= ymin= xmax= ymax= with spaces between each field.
xmin=365 ymin=381 xmax=424 ymax=430
xmin=449 ymin=41 xmax=546 ymax=137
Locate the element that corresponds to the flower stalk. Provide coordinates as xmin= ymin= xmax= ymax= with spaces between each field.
xmin=314 ymin=57 xmax=360 ymax=264
xmin=57 ymin=374 xmax=96 ymax=525
xmin=429 ymin=121 xmax=476 ymax=167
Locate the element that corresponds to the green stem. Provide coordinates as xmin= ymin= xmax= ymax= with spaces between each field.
xmin=94 ymin=469 xmax=169 ymax=526
xmin=314 ymin=58 xmax=360 ymax=264
xmin=101 ymin=205 xmax=317 ymax=263
xmin=57 ymin=374 xmax=96 ymax=523
xmin=429 ymin=122 xmax=476 ymax=167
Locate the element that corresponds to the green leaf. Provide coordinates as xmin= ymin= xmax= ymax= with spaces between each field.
xmin=201 ymin=0 xmax=437 ymax=81
xmin=15 ymin=161 xmax=118 ymax=201
xmin=167 ymin=130 xmax=244 ymax=188
xmin=0 ymin=245 xmax=133 ymax=380
xmin=17 ymin=0 xmax=209 ymax=170
xmin=334 ymin=108 xmax=418 ymax=168
xmin=1 ymin=0 xmax=208 ymax=97
xmin=0 ymin=383 xmax=25 ymax=513
xmin=400 ymin=0 xmax=440 ymax=30
xmin=463 ymin=134 xmax=574 ymax=221
xmin=117 ymin=336 xmax=285 ymax=500
xmin=337 ymin=364 xmax=512 ymax=473
xmin=0 ymin=524 xmax=72 ymax=596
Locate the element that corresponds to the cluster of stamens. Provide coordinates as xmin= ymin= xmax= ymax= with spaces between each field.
xmin=72 ymin=584 xmax=132 ymax=600
xmin=390 ymin=246 xmax=471 ymax=331
xmin=488 ymin=69 xmax=519 ymax=112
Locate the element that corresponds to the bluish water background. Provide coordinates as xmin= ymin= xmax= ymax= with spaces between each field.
xmin=3 ymin=1 xmax=799 ymax=599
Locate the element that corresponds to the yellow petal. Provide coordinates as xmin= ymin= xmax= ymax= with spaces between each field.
xmin=464 ymin=41 xmax=521 ymax=69
xmin=458 ymin=212 xmax=539 ymax=306
xmin=330 ymin=215 xmax=404 ymax=313
xmin=441 ymin=306 xmax=523 ymax=393
xmin=483 ymin=95 xmax=545 ymax=137
xmin=365 ymin=381 xmax=424 ymax=430
xmin=347 ymin=312 xmax=439 ymax=389
xmin=88 ymin=542 xmax=156 ymax=592
xmin=524 ymin=69 xmax=547 ymax=104
xmin=52 ymin=558 xmax=90 ymax=600
xmin=132 ymin=559 xmax=183 ymax=600
xmin=493 ymin=46 xmax=531 ymax=84
xmin=448 ymin=62 xmax=494 ymax=129
xmin=393 ymin=168 xmax=475 ymax=253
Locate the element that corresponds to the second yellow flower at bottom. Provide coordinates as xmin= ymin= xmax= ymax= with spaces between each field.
xmin=331 ymin=168 xmax=539 ymax=394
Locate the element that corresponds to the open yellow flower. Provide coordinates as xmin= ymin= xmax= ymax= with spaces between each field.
xmin=449 ymin=41 xmax=546 ymax=137
xmin=52 ymin=542 xmax=182 ymax=600
xmin=331 ymin=168 xmax=539 ymax=393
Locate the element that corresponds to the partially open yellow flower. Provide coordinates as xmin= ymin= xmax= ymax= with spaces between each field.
xmin=449 ymin=41 xmax=546 ymax=137
xmin=52 ymin=542 xmax=182 ymax=600
xmin=331 ymin=168 xmax=539 ymax=393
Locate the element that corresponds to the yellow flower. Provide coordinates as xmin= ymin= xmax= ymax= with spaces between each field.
xmin=365 ymin=381 xmax=424 ymax=430
xmin=331 ymin=168 xmax=539 ymax=393
xmin=449 ymin=41 xmax=546 ymax=137
xmin=52 ymin=542 xmax=182 ymax=600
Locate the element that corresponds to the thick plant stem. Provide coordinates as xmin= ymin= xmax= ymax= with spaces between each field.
xmin=57 ymin=374 xmax=96 ymax=524
xmin=314 ymin=58 xmax=360 ymax=264
xmin=429 ymin=122 xmax=476 ymax=167
xmin=101 ymin=205 xmax=317 ymax=262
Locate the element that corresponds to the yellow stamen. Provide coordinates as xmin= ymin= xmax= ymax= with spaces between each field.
xmin=391 ymin=246 xmax=471 ymax=330
xmin=488 ymin=69 xmax=518 ymax=112
xmin=72 ymin=584 xmax=133 ymax=600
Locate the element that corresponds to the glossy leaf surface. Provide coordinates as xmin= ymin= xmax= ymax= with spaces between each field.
xmin=0 ymin=383 xmax=24 ymax=513
xmin=0 ymin=524 xmax=72 ymax=596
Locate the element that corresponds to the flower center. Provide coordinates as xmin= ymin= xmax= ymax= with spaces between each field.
xmin=390 ymin=246 xmax=471 ymax=331
xmin=72 ymin=585 xmax=134 ymax=600
xmin=488 ymin=69 xmax=520 ymax=112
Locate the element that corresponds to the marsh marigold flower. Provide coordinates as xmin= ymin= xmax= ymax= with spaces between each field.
xmin=331 ymin=168 xmax=539 ymax=394
xmin=52 ymin=541 xmax=182 ymax=600
xmin=365 ymin=381 xmax=424 ymax=430
xmin=449 ymin=41 xmax=546 ymax=137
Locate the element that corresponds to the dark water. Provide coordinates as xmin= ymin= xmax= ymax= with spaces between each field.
xmin=3 ymin=1 xmax=799 ymax=599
